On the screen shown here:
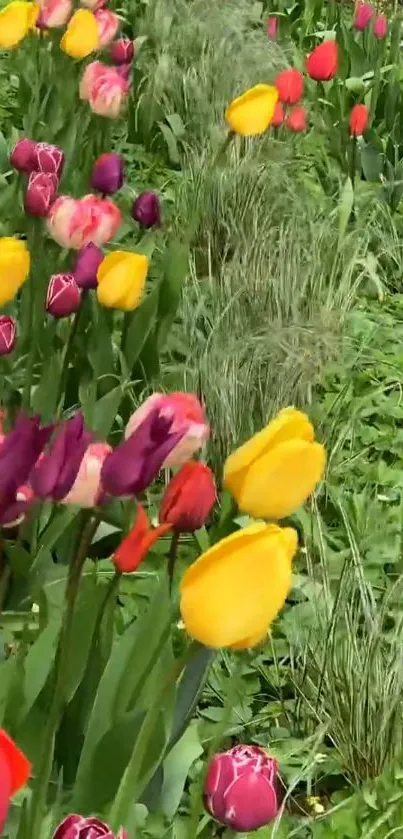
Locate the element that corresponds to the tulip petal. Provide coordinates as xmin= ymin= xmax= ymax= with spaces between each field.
xmin=225 ymin=772 xmax=278 ymax=831
xmin=225 ymin=84 xmax=278 ymax=136
xmin=0 ymin=729 xmax=31 ymax=794
xmin=97 ymin=251 xmax=148 ymax=311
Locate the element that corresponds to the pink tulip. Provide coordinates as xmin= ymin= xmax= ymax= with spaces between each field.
xmin=95 ymin=8 xmax=119 ymax=47
xmin=80 ymin=0 xmax=107 ymax=10
xmin=36 ymin=0 xmax=72 ymax=27
xmin=24 ymin=171 xmax=58 ymax=217
xmin=266 ymin=16 xmax=278 ymax=39
xmin=62 ymin=442 xmax=112 ymax=506
xmin=110 ymin=37 xmax=134 ymax=65
xmin=373 ymin=13 xmax=387 ymax=38
xmin=46 ymin=274 xmax=81 ymax=318
xmin=10 ymin=138 xmax=37 ymax=173
xmin=0 ymin=316 xmax=16 ymax=356
xmin=47 ymin=194 xmax=121 ymax=249
xmin=52 ymin=815 xmax=127 ymax=839
xmin=32 ymin=142 xmax=65 ymax=177
xmin=125 ymin=392 xmax=209 ymax=468
xmin=204 ymin=746 xmax=278 ymax=833
xmin=354 ymin=1 xmax=374 ymax=30
xmin=80 ymin=61 xmax=129 ymax=118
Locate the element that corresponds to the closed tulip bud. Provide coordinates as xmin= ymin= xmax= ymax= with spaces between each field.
xmin=0 ymin=316 xmax=16 ymax=356
xmin=91 ymin=152 xmax=124 ymax=195
xmin=116 ymin=63 xmax=131 ymax=81
xmin=10 ymin=138 xmax=36 ymax=173
xmin=224 ymin=407 xmax=325 ymax=520
xmin=94 ymin=8 xmax=119 ymax=47
xmin=349 ymin=103 xmax=369 ymax=136
xmin=61 ymin=441 xmax=111 ymax=506
xmin=373 ymin=13 xmax=387 ymax=38
xmin=0 ymin=1 xmax=38 ymax=49
xmin=113 ymin=503 xmax=171 ymax=573
xmin=354 ymin=1 xmax=373 ymax=30
xmin=96 ymin=250 xmax=148 ymax=310
xmin=306 ymin=40 xmax=338 ymax=81
xmin=0 ymin=237 xmax=30 ymax=306
xmin=275 ymin=68 xmax=303 ymax=105
xmin=266 ymin=16 xmax=277 ymax=39
xmin=160 ymin=461 xmax=216 ymax=533
xmin=181 ymin=522 xmax=297 ymax=648
xmin=204 ymin=746 xmax=278 ymax=832
xmin=271 ymin=101 xmax=284 ymax=127
xmin=24 ymin=171 xmax=58 ymax=217
xmin=286 ymin=105 xmax=307 ymax=133
xmin=60 ymin=8 xmax=99 ymax=58
xmin=36 ymin=0 xmax=72 ymax=27
xmin=0 ymin=730 xmax=31 ymax=834
xmin=225 ymin=84 xmax=279 ymax=136
xmin=110 ymin=37 xmax=134 ymax=65
xmin=33 ymin=142 xmax=65 ymax=177
xmin=0 ymin=415 xmax=53 ymax=524
xmin=125 ymin=392 xmax=209 ymax=468
xmin=31 ymin=413 xmax=93 ymax=501
xmin=74 ymin=242 xmax=103 ymax=289
xmin=52 ymin=815 xmax=127 ymax=839
xmin=132 ymin=191 xmax=161 ymax=229
xmin=46 ymin=273 xmax=81 ymax=318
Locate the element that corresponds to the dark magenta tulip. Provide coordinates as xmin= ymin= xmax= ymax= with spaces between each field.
xmin=74 ymin=243 xmax=104 ymax=290
xmin=90 ymin=153 xmax=124 ymax=195
xmin=131 ymin=191 xmax=161 ymax=228
xmin=31 ymin=413 xmax=93 ymax=502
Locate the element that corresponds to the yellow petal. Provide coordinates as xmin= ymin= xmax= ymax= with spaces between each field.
xmin=0 ymin=237 xmax=30 ymax=304
xmin=60 ymin=9 xmax=98 ymax=58
xmin=97 ymin=251 xmax=148 ymax=311
xmin=237 ymin=439 xmax=326 ymax=520
xmin=180 ymin=523 xmax=297 ymax=648
xmin=0 ymin=1 xmax=37 ymax=48
xmin=225 ymin=84 xmax=279 ymax=137
xmin=230 ymin=628 xmax=269 ymax=650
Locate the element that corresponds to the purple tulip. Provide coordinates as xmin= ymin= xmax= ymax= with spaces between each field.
xmin=46 ymin=274 xmax=81 ymax=319
xmin=52 ymin=815 xmax=127 ymax=839
xmin=10 ymin=138 xmax=37 ymax=173
xmin=0 ymin=316 xmax=17 ymax=356
xmin=74 ymin=243 xmax=104 ymax=290
xmin=204 ymin=745 xmax=278 ymax=832
xmin=0 ymin=415 xmax=53 ymax=520
xmin=31 ymin=413 xmax=93 ymax=502
xmin=90 ymin=153 xmax=124 ymax=196
xmin=131 ymin=191 xmax=161 ymax=229
xmin=101 ymin=404 xmax=186 ymax=497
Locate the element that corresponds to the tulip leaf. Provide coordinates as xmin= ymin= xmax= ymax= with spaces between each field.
xmin=18 ymin=608 xmax=62 ymax=724
xmin=360 ymin=144 xmax=384 ymax=183
xmin=123 ymin=286 xmax=160 ymax=370
xmin=29 ymin=507 xmax=81 ymax=590
xmin=63 ymin=571 xmax=109 ymax=704
xmin=161 ymin=723 xmax=203 ymax=820
xmin=158 ymin=240 xmax=189 ymax=349
xmin=338 ymin=176 xmax=354 ymax=241
xmin=93 ymin=385 xmax=125 ymax=439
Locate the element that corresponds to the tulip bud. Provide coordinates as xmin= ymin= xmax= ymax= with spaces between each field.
xmin=160 ymin=461 xmax=216 ymax=533
xmin=110 ymin=37 xmax=134 ymax=65
xmin=266 ymin=16 xmax=277 ymax=39
xmin=349 ymin=103 xmax=369 ymax=136
xmin=0 ymin=730 xmax=31 ymax=834
xmin=46 ymin=273 xmax=81 ymax=318
xmin=354 ymin=1 xmax=373 ymax=30
xmin=116 ymin=63 xmax=131 ymax=81
xmin=306 ymin=40 xmax=338 ymax=81
xmin=0 ymin=316 xmax=16 ymax=356
xmin=24 ymin=172 xmax=58 ymax=217
xmin=74 ymin=242 xmax=103 ymax=289
xmin=271 ymin=101 xmax=284 ymax=127
xmin=91 ymin=152 xmax=124 ymax=195
xmin=286 ymin=105 xmax=307 ymax=133
xmin=94 ymin=8 xmax=119 ymax=47
xmin=373 ymin=13 xmax=387 ymax=38
xmin=275 ymin=68 xmax=303 ymax=105
xmin=31 ymin=413 xmax=93 ymax=502
xmin=204 ymin=746 xmax=278 ymax=832
xmin=51 ymin=815 xmax=127 ymax=839
xmin=32 ymin=142 xmax=65 ymax=177
xmin=10 ymin=138 xmax=37 ymax=173
xmin=132 ymin=191 xmax=161 ymax=229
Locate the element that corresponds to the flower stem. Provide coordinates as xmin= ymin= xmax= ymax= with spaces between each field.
xmin=167 ymin=531 xmax=179 ymax=593
xmin=56 ymin=298 xmax=85 ymax=414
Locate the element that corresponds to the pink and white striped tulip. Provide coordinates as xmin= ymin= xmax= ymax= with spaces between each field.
xmin=204 ymin=745 xmax=278 ymax=832
xmin=94 ymin=8 xmax=119 ymax=47
xmin=125 ymin=392 xmax=209 ymax=468
xmin=47 ymin=194 xmax=121 ymax=249
xmin=36 ymin=0 xmax=72 ymax=28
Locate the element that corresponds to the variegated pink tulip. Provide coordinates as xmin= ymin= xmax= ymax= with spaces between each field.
xmin=52 ymin=815 xmax=127 ymax=839
xmin=125 ymin=392 xmax=209 ymax=469
xmin=80 ymin=0 xmax=106 ymax=10
xmin=94 ymin=8 xmax=119 ymax=47
xmin=47 ymin=194 xmax=121 ymax=249
xmin=36 ymin=0 xmax=72 ymax=27
xmin=62 ymin=442 xmax=112 ymax=506
xmin=32 ymin=142 xmax=65 ymax=177
xmin=204 ymin=746 xmax=278 ymax=832
xmin=80 ymin=61 xmax=129 ymax=118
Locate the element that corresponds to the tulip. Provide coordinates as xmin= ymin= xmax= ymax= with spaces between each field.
xmin=0 ymin=316 xmax=17 ymax=356
xmin=125 ymin=392 xmax=209 ymax=468
xmin=113 ymin=503 xmax=171 ymax=572
xmin=80 ymin=0 xmax=106 ymax=9
xmin=159 ymin=461 xmax=216 ymax=533
xmin=33 ymin=142 xmax=65 ymax=177
xmin=286 ymin=105 xmax=307 ymax=133
xmin=116 ymin=63 xmax=131 ymax=81
xmin=223 ymin=407 xmax=325 ymax=520
xmin=101 ymin=400 xmax=192 ymax=497
xmin=80 ymin=61 xmax=129 ymax=118
xmin=271 ymin=101 xmax=284 ymax=127
xmin=91 ymin=152 xmax=124 ymax=195
xmin=94 ymin=8 xmax=119 ymax=47
xmin=24 ymin=171 xmax=58 ymax=217
xmin=349 ymin=103 xmax=369 ymax=136
xmin=61 ymin=441 xmax=112 ymax=506
xmin=225 ymin=84 xmax=279 ymax=136
xmin=306 ymin=40 xmax=338 ymax=81
xmin=0 ymin=729 xmax=31 ymax=833
xmin=180 ymin=522 xmax=297 ymax=648
xmin=204 ymin=745 xmax=278 ymax=832
xmin=74 ymin=242 xmax=103 ymax=289
xmin=10 ymin=138 xmax=36 ymax=172
xmin=1 ymin=483 xmax=33 ymax=528
xmin=275 ymin=68 xmax=303 ymax=105
xmin=131 ymin=191 xmax=161 ymax=229
xmin=36 ymin=0 xmax=72 ymax=27
xmin=0 ymin=237 xmax=30 ymax=306
xmin=96 ymin=250 xmax=148 ymax=310
xmin=266 ymin=16 xmax=277 ymax=40
xmin=0 ymin=1 xmax=38 ymax=49
xmin=46 ymin=273 xmax=81 ymax=318
xmin=47 ymin=194 xmax=121 ymax=249
xmin=52 ymin=815 xmax=127 ymax=839
xmin=31 ymin=413 xmax=93 ymax=501
xmin=110 ymin=37 xmax=134 ymax=65
xmin=354 ymin=1 xmax=373 ymax=30
xmin=60 ymin=8 xmax=99 ymax=58
xmin=0 ymin=415 xmax=53 ymax=522
xmin=373 ymin=13 xmax=387 ymax=38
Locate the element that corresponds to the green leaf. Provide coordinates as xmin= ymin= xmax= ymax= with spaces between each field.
xmin=161 ymin=724 xmax=203 ymax=820
xmin=64 ymin=571 xmax=108 ymax=703
xmin=157 ymin=241 xmax=189 ymax=349
xmin=93 ymin=385 xmax=124 ymax=438
xmin=29 ymin=508 xmax=81 ymax=590
xmin=360 ymin=144 xmax=383 ymax=182
xmin=18 ymin=604 xmax=63 ymax=723
xmin=338 ymin=176 xmax=354 ymax=241
xmin=123 ymin=286 xmax=160 ymax=370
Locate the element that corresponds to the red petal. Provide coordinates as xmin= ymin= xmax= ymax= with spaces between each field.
xmin=0 ymin=729 xmax=31 ymax=794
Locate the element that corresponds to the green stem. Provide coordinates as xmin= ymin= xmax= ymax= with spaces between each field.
xmin=27 ymin=512 xmax=99 ymax=839
xmin=22 ymin=220 xmax=42 ymax=410
xmin=167 ymin=531 xmax=179 ymax=593
xmin=56 ymin=299 xmax=85 ymax=413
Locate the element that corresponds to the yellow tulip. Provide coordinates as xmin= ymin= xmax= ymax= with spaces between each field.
xmin=180 ymin=522 xmax=297 ymax=649
xmin=96 ymin=250 xmax=149 ymax=311
xmin=0 ymin=1 xmax=38 ymax=49
xmin=0 ymin=237 xmax=30 ymax=305
xmin=225 ymin=84 xmax=279 ymax=136
xmin=224 ymin=407 xmax=326 ymax=520
xmin=60 ymin=9 xmax=99 ymax=58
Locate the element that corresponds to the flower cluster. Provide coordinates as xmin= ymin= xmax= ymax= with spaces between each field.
xmin=354 ymin=1 xmax=387 ymax=37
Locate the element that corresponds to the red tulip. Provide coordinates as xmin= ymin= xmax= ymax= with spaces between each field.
xmin=275 ymin=68 xmax=303 ymax=105
xmin=52 ymin=815 xmax=126 ymax=839
xmin=286 ymin=105 xmax=307 ymax=132
xmin=0 ymin=729 xmax=31 ymax=833
xmin=46 ymin=273 xmax=81 ymax=318
xmin=306 ymin=40 xmax=338 ymax=81
xmin=354 ymin=1 xmax=374 ymax=30
xmin=32 ymin=142 xmax=65 ymax=177
xmin=10 ymin=138 xmax=37 ymax=173
xmin=349 ymin=103 xmax=369 ymax=136
xmin=266 ymin=16 xmax=277 ymax=40
xmin=204 ymin=745 xmax=278 ymax=832
xmin=113 ymin=503 xmax=171 ymax=573
xmin=159 ymin=461 xmax=216 ymax=533
xmin=373 ymin=13 xmax=387 ymax=38
xmin=271 ymin=102 xmax=284 ymax=127
xmin=24 ymin=171 xmax=58 ymax=217
xmin=0 ymin=316 xmax=16 ymax=356
xmin=110 ymin=37 xmax=134 ymax=65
